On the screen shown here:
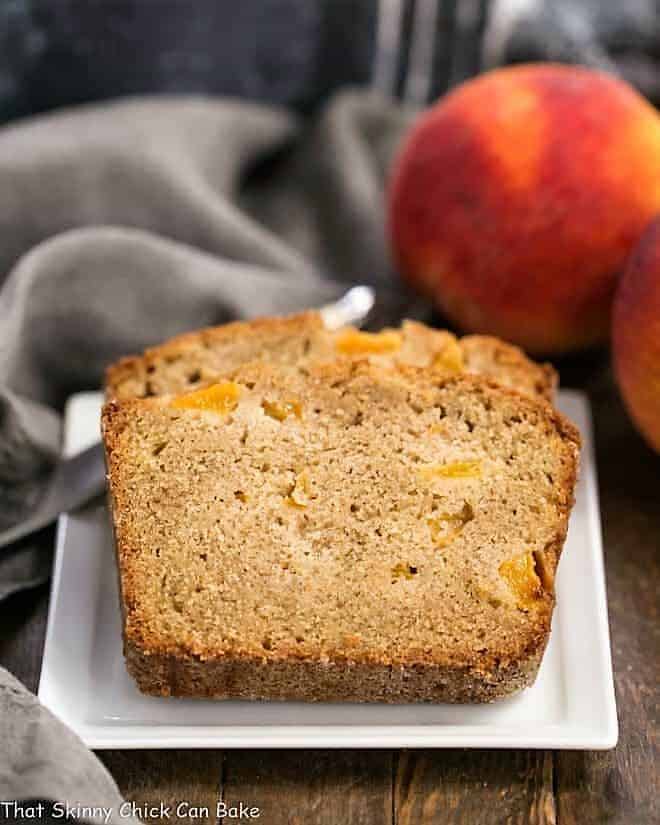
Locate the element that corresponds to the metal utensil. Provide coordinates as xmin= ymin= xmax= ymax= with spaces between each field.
xmin=0 ymin=287 xmax=378 ymax=550
xmin=319 ymin=285 xmax=375 ymax=330
xmin=0 ymin=442 xmax=107 ymax=550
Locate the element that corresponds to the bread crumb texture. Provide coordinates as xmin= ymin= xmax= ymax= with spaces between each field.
xmin=103 ymin=361 xmax=579 ymax=703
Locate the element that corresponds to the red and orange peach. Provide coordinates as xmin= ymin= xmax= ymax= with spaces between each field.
xmin=388 ymin=64 xmax=660 ymax=355
xmin=613 ymin=217 xmax=660 ymax=453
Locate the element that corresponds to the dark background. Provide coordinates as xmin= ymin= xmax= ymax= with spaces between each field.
xmin=1 ymin=0 xmax=659 ymax=124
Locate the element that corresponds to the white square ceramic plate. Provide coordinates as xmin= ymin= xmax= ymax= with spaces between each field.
xmin=38 ymin=390 xmax=617 ymax=749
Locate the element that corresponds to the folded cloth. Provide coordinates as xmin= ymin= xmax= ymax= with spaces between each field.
xmin=0 ymin=669 xmax=140 ymax=825
xmin=0 ymin=91 xmax=411 ymax=817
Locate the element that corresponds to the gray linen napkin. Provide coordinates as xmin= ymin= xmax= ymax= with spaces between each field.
xmin=0 ymin=91 xmax=411 ymax=813
xmin=0 ymin=671 xmax=140 ymax=825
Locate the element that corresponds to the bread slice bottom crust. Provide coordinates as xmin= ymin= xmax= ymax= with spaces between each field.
xmin=124 ymin=641 xmax=545 ymax=703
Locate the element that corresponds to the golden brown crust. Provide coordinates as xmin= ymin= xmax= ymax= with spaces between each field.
xmin=154 ymin=311 xmax=324 ymax=359
xmin=124 ymin=638 xmax=547 ymax=703
xmin=459 ymin=334 xmax=558 ymax=402
xmin=104 ymin=311 xmax=324 ymax=399
xmin=102 ymin=361 xmax=579 ymax=703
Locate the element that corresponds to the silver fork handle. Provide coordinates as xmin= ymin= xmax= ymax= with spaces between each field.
xmin=319 ymin=286 xmax=375 ymax=330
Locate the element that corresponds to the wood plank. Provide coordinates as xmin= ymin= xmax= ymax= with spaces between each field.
xmin=99 ymin=750 xmax=224 ymax=825
xmin=221 ymin=750 xmax=393 ymax=825
xmin=0 ymin=581 xmax=50 ymax=692
xmin=555 ymin=370 xmax=660 ymax=824
xmin=394 ymin=750 xmax=555 ymax=824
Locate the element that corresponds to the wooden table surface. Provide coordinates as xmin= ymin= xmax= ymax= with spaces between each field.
xmin=1 ymin=361 xmax=658 ymax=825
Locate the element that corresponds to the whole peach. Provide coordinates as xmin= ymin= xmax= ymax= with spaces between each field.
xmin=388 ymin=64 xmax=660 ymax=354
xmin=613 ymin=217 xmax=660 ymax=453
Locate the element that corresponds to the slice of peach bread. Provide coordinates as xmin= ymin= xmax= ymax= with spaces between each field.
xmin=102 ymin=361 xmax=579 ymax=703
xmin=105 ymin=312 xmax=557 ymax=402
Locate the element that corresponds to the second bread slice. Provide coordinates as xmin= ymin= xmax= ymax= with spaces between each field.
xmin=106 ymin=312 xmax=556 ymax=402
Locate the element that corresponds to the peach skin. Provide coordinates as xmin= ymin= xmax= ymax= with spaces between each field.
xmin=613 ymin=216 xmax=660 ymax=453
xmin=388 ymin=64 xmax=660 ymax=355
